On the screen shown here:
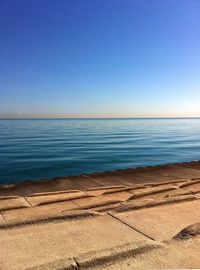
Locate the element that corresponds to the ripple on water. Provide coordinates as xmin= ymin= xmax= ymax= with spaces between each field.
xmin=1 ymin=118 xmax=200 ymax=183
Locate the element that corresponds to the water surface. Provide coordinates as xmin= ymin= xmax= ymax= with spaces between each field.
xmin=1 ymin=118 xmax=200 ymax=184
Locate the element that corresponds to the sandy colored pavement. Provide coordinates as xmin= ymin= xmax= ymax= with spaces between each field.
xmin=1 ymin=161 xmax=200 ymax=269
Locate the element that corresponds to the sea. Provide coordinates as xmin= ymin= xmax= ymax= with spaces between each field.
xmin=1 ymin=118 xmax=200 ymax=184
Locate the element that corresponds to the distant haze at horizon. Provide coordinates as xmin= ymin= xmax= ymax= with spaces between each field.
xmin=1 ymin=0 xmax=200 ymax=118
xmin=2 ymin=115 xmax=200 ymax=119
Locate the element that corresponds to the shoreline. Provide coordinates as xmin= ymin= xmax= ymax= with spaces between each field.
xmin=1 ymin=159 xmax=200 ymax=195
xmin=0 ymin=159 xmax=190 ymax=186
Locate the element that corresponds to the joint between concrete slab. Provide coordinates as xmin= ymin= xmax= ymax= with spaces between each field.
xmin=82 ymin=174 xmax=105 ymax=187
xmin=108 ymin=212 xmax=155 ymax=241
xmin=24 ymin=197 xmax=33 ymax=207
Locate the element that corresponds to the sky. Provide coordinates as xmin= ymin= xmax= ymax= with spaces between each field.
xmin=0 ymin=0 xmax=200 ymax=118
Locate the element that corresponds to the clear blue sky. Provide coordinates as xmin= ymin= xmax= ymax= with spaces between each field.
xmin=0 ymin=0 xmax=200 ymax=118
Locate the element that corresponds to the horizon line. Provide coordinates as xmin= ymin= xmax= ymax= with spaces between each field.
xmin=1 ymin=116 xmax=200 ymax=120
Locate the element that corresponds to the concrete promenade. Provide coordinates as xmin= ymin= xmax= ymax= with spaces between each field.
xmin=1 ymin=161 xmax=200 ymax=269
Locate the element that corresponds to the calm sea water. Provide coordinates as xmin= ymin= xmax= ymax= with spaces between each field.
xmin=1 ymin=118 xmax=200 ymax=184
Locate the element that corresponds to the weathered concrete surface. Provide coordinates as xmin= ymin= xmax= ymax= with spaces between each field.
xmin=114 ymin=199 xmax=200 ymax=241
xmin=1 ymin=200 xmax=79 ymax=222
xmin=0 ymin=215 xmax=149 ymax=269
xmin=25 ymin=190 xmax=91 ymax=206
xmin=0 ymin=197 xmax=30 ymax=211
xmin=1 ymin=161 xmax=200 ymax=269
xmin=101 ymin=238 xmax=200 ymax=269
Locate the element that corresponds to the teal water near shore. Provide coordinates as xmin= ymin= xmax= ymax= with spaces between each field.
xmin=1 ymin=118 xmax=200 ymax=184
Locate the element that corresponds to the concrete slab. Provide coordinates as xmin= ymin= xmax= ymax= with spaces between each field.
xmin=115 ymin=199 xmax=200 ymax=241
xmin=25 ymin=191 xmax=89 ymax=206
xmin=0 ymin=197 xmax=30 ymax=211
xmin=164 ymin=189 xmax=193 ymax=198
xmin=91 ymin=202 xmax=122 ymax=213
xmin=180 ymin=181 xmax=200 ymax=194
xmin=128 ymin=184 xmax=177 ymax=200
xmin=89 ymin=168 xmax=186 ymax=186
xmin=86 ymin=186 xmax=126 ymax=196
xmin=2 ymin=200 xmax=79 ymax=222
xmin=101 ymin=238 xmax=200 ymax=270
xmin=156 ymin=166 xmax=200 ymax=179
xmin=73 ymin=191 xmax=132 ymax=209
xmin=65 ymin=175 xmax=104 ymax=190
xmin=0 ymin=214 xmax=149 ymax=270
